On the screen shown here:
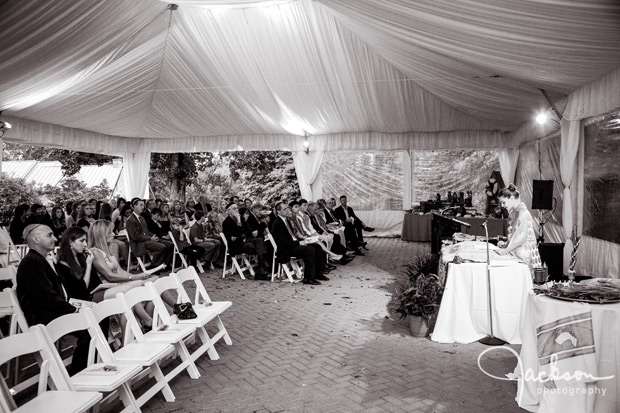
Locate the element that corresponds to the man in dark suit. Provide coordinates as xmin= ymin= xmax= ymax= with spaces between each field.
xmin=16 ymin=224 xmax=89 ymax=374
xmin=126 ymin=199 xmax=173 ymax=271
xmin=271 ymin=202 xmax=328 ymax=285
xmin=333 ymin=195 xmax=373 ymax=250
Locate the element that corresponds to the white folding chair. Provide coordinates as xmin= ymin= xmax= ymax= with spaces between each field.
xmin=265 ymin=234 xmax=303 ymax=283
xmin=0 ymin=267 xmax=17 ymax=288
xmin=180 ymin=228 xmax=204 ymax=273
xmin=220 ymin=232 xmax=254 ymax=279
xmin=168 ymin=231 xmax=189 ymax=273
xmin=171 ymin=267 xmax=232 ymax=347
xmin=149 ymin=276 xmax=225 ymax=361
xmin=117 ymin=285 xmax=201 ymax=380
xmin=89 ymin=299 xmax=177 ymax=404
xmin=43 ymin=312 xmax=143 ymax=413
xmin=0 ymin=326 xmax=102 ymax=413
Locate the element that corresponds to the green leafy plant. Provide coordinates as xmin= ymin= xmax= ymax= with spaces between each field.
xmin=393 ymin=273 xmax=444 ymax=320
xmin=403 ymin=253 xmax=439 ymax=284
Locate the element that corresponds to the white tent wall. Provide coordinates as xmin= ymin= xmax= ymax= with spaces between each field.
xmin=1 ymin=0 xmax=620 ymax=276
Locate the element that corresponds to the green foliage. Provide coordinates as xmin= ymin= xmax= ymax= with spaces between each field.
xmin=0 ymin=174 xmax=112 ymax=211
xmin=3 ymin=143 xmax=116 ymax=176
xmin=0 ymin=174 xmax=40 ymax=208
xmin=402 ymin=253 xmax=439 ymax=284
xmin=391 ymin=253 xmax=442 ymax=320
xmin=392 ymin=274 xmax=444 ymax=320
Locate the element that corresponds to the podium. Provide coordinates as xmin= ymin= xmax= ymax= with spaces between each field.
xmin=431 ymin=213 xmax=470 ymax=254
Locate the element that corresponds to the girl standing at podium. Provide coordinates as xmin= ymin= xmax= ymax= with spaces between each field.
xmin=496 ymin=184 xmax=542 ymax=273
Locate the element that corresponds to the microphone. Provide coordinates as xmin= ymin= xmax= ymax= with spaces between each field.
xmin=480 ymin=220 xmax=488 ymax=229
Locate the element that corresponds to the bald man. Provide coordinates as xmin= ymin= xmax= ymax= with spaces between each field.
xmin=16 ymin=224 xmax=90 ymax=374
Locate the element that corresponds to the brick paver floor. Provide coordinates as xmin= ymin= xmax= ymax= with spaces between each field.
xmin=141 ymin=238 xmax=525 ymax=413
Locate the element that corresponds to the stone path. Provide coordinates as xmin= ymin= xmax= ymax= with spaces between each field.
xmin=141 ymin=238 xmax=525 ymax=413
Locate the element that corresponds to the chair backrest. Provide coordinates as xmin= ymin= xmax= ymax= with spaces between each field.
xmin=116 ymin=284 xmax=168 ymax=342
xmin=0 ymin=266 xmax=17 ymax=285
xmin=0 ymin=326 xmax=74 ymax=411
xmin=43 ymin=309 xmax=114 ymax=367
xmin=148 ymin=277 xmax=180 ymax=325
xmin=219 ymin=232 xmax=229 ymax=251
xmin=0 ymin=288 xmax=29 ymax=336
xmin=182 ymin=228 xmax=191 ymax=244
xmin=172 ymin=266 xmax=212 ymax=305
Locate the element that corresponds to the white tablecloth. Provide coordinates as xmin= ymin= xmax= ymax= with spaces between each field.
xmin=516 ymin=294 xmax=620 ymax=412
xmin=430 ymin=261 xmax=533 ymax=344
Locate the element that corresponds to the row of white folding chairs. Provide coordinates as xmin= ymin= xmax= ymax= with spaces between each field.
xmin=265 ymin=233 xmax=304 ymax=283
xmin=0 ymin=266 xmax=232 ymax=412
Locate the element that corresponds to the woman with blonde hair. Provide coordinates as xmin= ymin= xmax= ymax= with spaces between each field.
xmin=88 ymin=220 xmax=162 ymax=327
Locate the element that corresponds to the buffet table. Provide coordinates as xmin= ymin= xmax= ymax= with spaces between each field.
xmin=430 ymin=241 xmax=532 ymax=344
xmin=515 ymin=294 xmax=620 ymax=412
xmin=401 ymin=213 xmax=507 ymax=241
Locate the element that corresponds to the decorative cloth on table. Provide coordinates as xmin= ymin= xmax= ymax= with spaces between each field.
xmin=533 ymin=298 xmax=597 ymax=389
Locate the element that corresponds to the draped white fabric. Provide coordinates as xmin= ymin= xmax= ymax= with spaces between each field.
xmin=559 ymin=119 xmax=582 ymax=270
xmin=292 ymin=146 xmax=324 ymax=201
xmin=122 ymin=151 xmax=151 ymax=199
xmin=1 ymin=0 xmax=618 ymax=152
xmin=497 ymin=148 xmax=519 ymax=187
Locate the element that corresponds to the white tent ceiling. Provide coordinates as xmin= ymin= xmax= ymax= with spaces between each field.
xmin=1 ymin=0 xmax=620 ymax=154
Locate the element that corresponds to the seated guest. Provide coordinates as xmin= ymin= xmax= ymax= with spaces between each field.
xmin=147 ymin=208 xmax=170 ymax=240
xmin=287 ymin=201 xmax=335 ymax=262
xmin=25 ymin=203 xmax=43 ymax=226
xmin=170 ymin=218 xmax=205 ymax=269
xmin=271 ymin=202 xmax=328 ymax=285
xmin=159 ymin=203 xmax=171 ymax=233
xmin=222 ymin=203 xmax=269 ymax=280
xmin=40 ymin=205 xmax=54 ymax=228
xmin=205 ymin=211 xmax=226 ymax=263
xmin=195 ymin=195 xmax=212 ymax=213
xmin=239 ymin=207 xmax=270 ymax=273
xmin=87 ymin=220 xmax=166 ymax=324
xmin=126 ymin=199 xmax=173 ymax=272
xmin=170 ymin=200 xmax=186 ymax=224
xmin=9 ymin=204 xmax=31 ymax=245
xmin=190 ymin=210 xmax=221 ymax=269
xmin=307 ymin=202 xmax=352 ymax=264
xmin=333 ymin=195 xmax=372 ymax=251
xmin=65 ymin=202 xmax=82 ymax=228
xmin=294 ymin=200 xmax=343 ymax=262
xmin=246 ymin=204 xmax=268 ymax=237
xmin=111 ymin=197 xmax=126 ymax=225
xmin=115 ymin=204 xmax=133 ymax=234
xmin=98 ymin=202 xmax=113 ymax=221
xmin=244 ymin=198 xmax=253 ymax=209
xmin=317 ymin=198 xmax=348 ymax=250
xmin=76 ymin=203 xmax=96 ymax=230
xmin=16 ymin=224 xmax=89 ymax=374
xmin=185 ymin=199 xmax=197 ymax=220
xmin=51 ymin=206 xmax=67 ymax=241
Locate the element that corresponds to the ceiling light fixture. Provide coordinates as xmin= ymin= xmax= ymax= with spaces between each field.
xmin=302 ymin=137 xmax=310 ymax=155
xmin=535 ymin=88 xmax=563 ymax=126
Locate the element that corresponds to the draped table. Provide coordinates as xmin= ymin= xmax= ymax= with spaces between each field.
xmin=401 ymin=213 xmax=507 ymax=241
xmin=430 ymin=241 xmax=532 ymax=344
xmin=515 ymin=294 xmax=620 ymax=412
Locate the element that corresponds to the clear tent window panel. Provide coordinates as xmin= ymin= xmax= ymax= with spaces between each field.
xmin=321 ymin=151 xmax=403 ymax=211
xmin=583 ymin=110 xmax=620 ymax=244
xmin=413 ymin=150 xmax=499 ymax=214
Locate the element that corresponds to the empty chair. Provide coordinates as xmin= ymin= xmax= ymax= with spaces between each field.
xmin=0 ymin=266 xmax=17 ymax=288
xmin=149 ymin=276 xmax=224 ymax=361
xmin=172 ymin=267 xmax=232 ymax=348
xmin=0 ymin=326 xmax=102 ymax=413
xmin=43 ymin=311 xmax=143 ymax=413
xmin=117 ymin=285 xmax=201 ymax=380
xmin=89 ymin=298 xmax=177 ymax=404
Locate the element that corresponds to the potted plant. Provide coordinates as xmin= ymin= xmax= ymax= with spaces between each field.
xmin=393 ymin=273 xmax=444 ymax=337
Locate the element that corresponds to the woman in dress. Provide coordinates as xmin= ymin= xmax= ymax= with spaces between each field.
xmin=51 ymin=206 xmax=67 ymax=241
xmin=56 ymin=227 xmax=102 ymax=302
xmin=88 ymin=220 xmax=163 ymax=326
xmin=496 ymin=184 xmax=542 ymax=273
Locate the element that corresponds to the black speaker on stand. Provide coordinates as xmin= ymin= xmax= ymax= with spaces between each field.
xmin=532 ymin=180 xmax=554 ymax=243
